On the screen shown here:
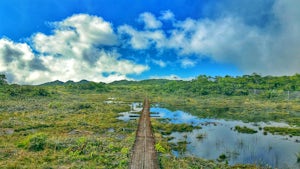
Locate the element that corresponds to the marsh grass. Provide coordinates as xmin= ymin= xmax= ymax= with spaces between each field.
xmin=151 ymin=118 xmax=201 ymax=136
xmin=296 ymin=152 xmax=300 ymax=162
xmin=263 ymin=127 xmax=300 ymax=136
xmin=1 ymin=82 xmax=298 ymax=168
xmin=0 ymin=88 xmax=136 ymax=168
xmin=196 ymin=133 xmax=207 ymax=140
xmin=234 ymin=126 xmax=257 ymax=134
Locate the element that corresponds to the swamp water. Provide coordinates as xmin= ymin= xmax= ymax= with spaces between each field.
xmin=118 ymin=103 xmax=300 ymax=169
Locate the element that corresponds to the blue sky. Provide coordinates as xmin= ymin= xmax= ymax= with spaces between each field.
xmin=0 ymin=0 xmax=300 ymax=84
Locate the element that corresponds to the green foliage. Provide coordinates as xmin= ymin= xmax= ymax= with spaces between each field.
xmin=18 ymin=133 xmax=48 ymax=151
xmin=263 ymin=127 xmax=300 ymax=136
xmin=0 ymin=74 xmax=7 ymax=85
xmin=5 ymin=85 xmax=51 ymax=97
xmin=170 ymin=140 xmax=188 ymax=153
xmin=121 ymin=147 xmax=129 ymax=155
xmin=234 ymin=126 xmax=257 ymax=134
xmin=34 ymin=88 xmax=50 ymax=96
xmin=1 ymin=73 xmax=300 ymax=168
xmin=76 ymin=103 xmax=92 ymax=110
xmin=0 ymin=89 xmax=135 ymax=168
xmin=155 ymin=143 xmax=166 ymax=153
xmin=111 ymin=73 xmax=300 ymax=98
xmin=153 ymin=122 xmax=199 ymax=135
xmin=296 ymin=152 xmax=300 ymax=162
xmin=196 ymin=133 xmax=207 ymax=140
xmin=218 ymin=154 xmax=227 ymax=161
xmin=66 ymin=81 xmax=109 ymax=92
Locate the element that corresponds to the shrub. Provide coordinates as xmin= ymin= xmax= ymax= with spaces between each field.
xmin=235 ymin=126 xmax=257 ymax=134
xmin=74 ymin=103 xmax=92 ymax=110
xmin=155 ymin=143 xmax=166 ymax=153
xmin=264 ymin=127 xmax=300 ymax=136
xmin=217 ymin=153 xmax=227 ymax=162
xmin=18 ymin=133 xmax=48 ymax=151
xmin=34 ymin=88 xmax=50 ymax=96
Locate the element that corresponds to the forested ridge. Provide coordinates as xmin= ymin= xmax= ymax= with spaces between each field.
xmin=110 ymin=73 xmax=300 ymax=99
xmin=1 ymin=73 xmax=300 ymax=98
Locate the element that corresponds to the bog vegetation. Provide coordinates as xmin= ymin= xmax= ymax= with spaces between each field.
xmin=1 ymin=73 xmax=300 ymax=168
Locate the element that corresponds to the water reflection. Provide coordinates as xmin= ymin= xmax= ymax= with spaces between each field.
xmin=150 ymin=106 xmax=300 ymax=169
xmin=117 ymin=103 xmax=142 ymax=121
xmin=118 ymin=103 xmax=300 ymax=168
xmin=151 ymin=107 xmax=216 ymax=125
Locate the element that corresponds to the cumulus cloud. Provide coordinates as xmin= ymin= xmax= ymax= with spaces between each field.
xmin=138 ymin=12 xmax=162 ymax=29
xmin=1 ymin=1 xmax=300 ymax=85
xmin=0 ymin=14 xmax=148 ymax=84
xmin=118 ymin=25 xmax=166 ymax=49
xmin=152 ymin=59 xmax=166 ymax=67
xmin=0 ymin=38 xmax=46 ymax=83
xmin=182 ymin=0 xmax=300 ymax=75
xmin=32 ymin=14 xmax=118 ymax=62
xmin=120 ymin=1 xmax=300 ymax=75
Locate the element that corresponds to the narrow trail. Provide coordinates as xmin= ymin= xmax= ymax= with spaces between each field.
xmin=129 ymin=98 xmax=159 ymax=169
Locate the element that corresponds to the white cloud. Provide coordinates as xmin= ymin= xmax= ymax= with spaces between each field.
xmin=0 ymin=14 xmax=148 ymax=84
xmin=0 ymin=38 xmax=46 ymax=83
xmin=95 ymin=50 xmax=149 ymax=75
xmin=33 ymin=14 xmax=118 ymax=61
xmin=181 ymin=58 xmax=196 ymax=68
xmin=160 ymin=10 xmax=175 ymax=21
xmin=138 ymin=12 xmax=162 ymax=29
xmin=120 ymin=1 xmax=300 ymax=75
xmin=118 ymin=25 xmax=166 ymax=49
xmin=2 ymin=2 xmax=300 ymax=85
xmin=152 ymin=59 xmax=166 ymax=67
xmin=176 ymin=0 xmax=300 ymax=75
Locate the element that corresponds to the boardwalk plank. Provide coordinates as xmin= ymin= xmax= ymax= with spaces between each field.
xmin=129 ymin=98 xmax=159 ymax=169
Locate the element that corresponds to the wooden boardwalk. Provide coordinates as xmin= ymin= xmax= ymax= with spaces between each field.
xmin=129 ymin=98 xmax=159 ymax=169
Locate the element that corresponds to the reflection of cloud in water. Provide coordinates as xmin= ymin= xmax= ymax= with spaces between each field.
xmin=150 ymin=107 xmax=214 ymax=125
xmin=149 ymin=106 xmax=300 ymax=169
xmin=117 ymin=103 xmax=142 ymax=121
xmin=131 ymin=102 xmax=143 ymax=112
xmin=118 ymin=104 xmax=300 ymax=168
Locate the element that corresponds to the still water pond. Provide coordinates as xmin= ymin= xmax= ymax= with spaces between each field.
xmin=119 ymin=103 xmax=300 ymax=169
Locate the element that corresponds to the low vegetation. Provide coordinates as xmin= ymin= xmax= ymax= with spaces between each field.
xmin=234 ymin=126 xmax=258 ymax=134
xmin=0 ymin=83 xmax=135 ymax=168
xmin=296 ymin=152 xmax=300 ymax=163
xmin=263 ymin=126 xmax=300 ymax=136
xmin=217 ymin=154 xmax=227 ymax=162
xmin=1 ymin=73 xmax=299 ymax=168
xmin=152 ymin=119 xmax=200 ymax=135
xmin=196 ymin=133 xmax=207 ymax=140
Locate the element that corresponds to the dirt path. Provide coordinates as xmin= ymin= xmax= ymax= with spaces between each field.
xmin=129 ymin=98 xmax=159 ymax=169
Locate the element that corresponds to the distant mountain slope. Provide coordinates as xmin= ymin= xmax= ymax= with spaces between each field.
xmin=40 ymin=80 xmax=65 ymax=86
xmin=41 ymin=78 xmax=176 ymax=86
xmin=40 ymin=79 xmax=96 ymax=86
xmin=110 ymin=79 xmax=173 ymax=85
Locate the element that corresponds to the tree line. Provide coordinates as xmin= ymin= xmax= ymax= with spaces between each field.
xmin=1 ymin=73 xmax=300 ymax=98
xmin=110 ymin=73 xmax=300 ymax=98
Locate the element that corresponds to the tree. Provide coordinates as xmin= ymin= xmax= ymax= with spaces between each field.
xmin=0 ymin=74 xmax=7 ymax=85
